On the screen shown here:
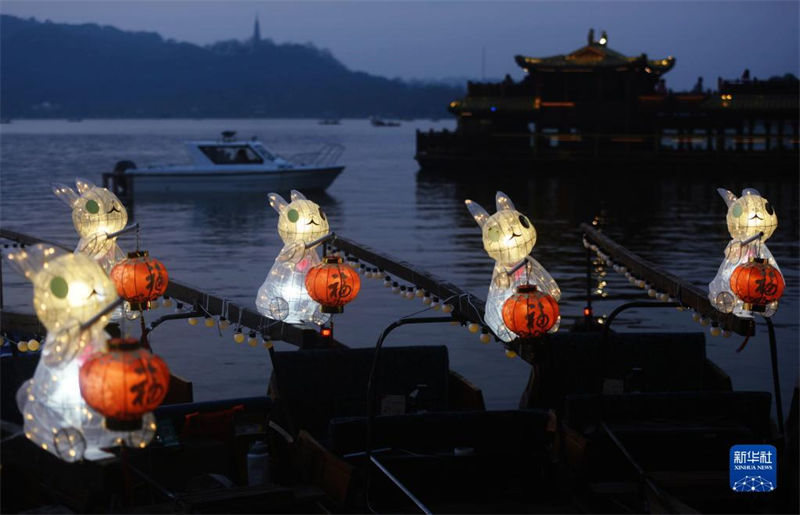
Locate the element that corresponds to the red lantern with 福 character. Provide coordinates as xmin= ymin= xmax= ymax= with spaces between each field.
xmin=730 ymin=257 xmax=785 ymax=312
xmin=110 ymin=250 xmax=168 ymax=311
xmin=79 ymin=338 xmax=170 ymax=431
xmin=502 ymin=284 xmax=559 ymax=339
xmin=305 ymin=256 xmax=361 ymax=313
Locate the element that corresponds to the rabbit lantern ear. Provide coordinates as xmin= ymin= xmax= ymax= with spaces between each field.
xmin=75 ymin=178 xmax=96 ymax=195
xmin=268 ymin=192 xmax=289 ymax=213
xmin=290 ymin=190 xmax=307 ymax=202
xmin=6 ymin=244 xmax=63 ymax=281
xmin=495 ymin=191 xmax=516 ymax=212
xmin=717 ymin=188 xmax=738 ymax=207
xmin=53 ymin=183 xmax=80 ymax=207
xmin=465 ymin=199 xmax=490 ymax=228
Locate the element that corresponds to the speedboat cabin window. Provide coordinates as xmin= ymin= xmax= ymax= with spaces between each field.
xmin=199 ymin=145 xmax=264 ymax=165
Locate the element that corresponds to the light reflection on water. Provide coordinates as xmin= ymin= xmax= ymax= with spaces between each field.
xmin=1 ymin=119 xmax=797 ymax=413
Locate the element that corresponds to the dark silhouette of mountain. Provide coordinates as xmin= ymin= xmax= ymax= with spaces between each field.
xmin=0 ymin=15 xmax=464 ymax=118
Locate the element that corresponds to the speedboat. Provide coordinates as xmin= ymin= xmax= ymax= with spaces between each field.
xmin=370 ymin=116 xmax=401 ymax=127
xmin=109 ymin=131 xmax=345 ymax=194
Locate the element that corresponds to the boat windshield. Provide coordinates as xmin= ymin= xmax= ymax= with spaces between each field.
xmin=252 ymin=143 xmax=276 ymax=161
xmin=198 ymin=145 xmax=264 ymax=165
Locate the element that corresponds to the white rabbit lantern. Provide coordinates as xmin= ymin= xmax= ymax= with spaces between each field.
xmin=53 ymin=178 xmax=128 ymax=274
xmin=7 ymin=245 xmax=156 ymax=462
xmin=465 ymin=192 xmax=561 ymax=342
xmin=709 ymin=188 xmax=782 ymax=318
xmin=256 ymin=190 xmax=331 ymax=325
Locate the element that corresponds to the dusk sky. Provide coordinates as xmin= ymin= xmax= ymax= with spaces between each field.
xmin=2 ymin=1 xmax=798 ymax=90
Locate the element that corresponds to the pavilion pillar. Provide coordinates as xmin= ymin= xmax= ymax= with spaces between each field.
xmin=747 ymin=119 xmax=754 ymax=151
xmin=765 ymin=121 xmax=771 ymax=151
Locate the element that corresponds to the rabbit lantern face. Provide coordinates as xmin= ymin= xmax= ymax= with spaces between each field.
xmin=466 ymin=192 xmax=537 ymax=265
xmin=8 ymin=246 xmax=116 ymax=334
xmin=271 ymin=191 xmax=330 ymax=245
xmin=53 ymin=179 xmax=128 ymax=242
xmin=719 ymin=188 xmax=777 ymax=241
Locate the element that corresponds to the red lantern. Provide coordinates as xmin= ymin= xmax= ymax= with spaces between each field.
xmin=502 ymin=284 xmax=559 ymax=338
xmin=110 ymin=250 xmax=169 ymax=310
xmin=730 ymin=258 xmax=785 ymax=311
xmin=305 ymin=256 xmax=361 ymax=313
xmin=79 ymin=338 xmax=170 ymax=431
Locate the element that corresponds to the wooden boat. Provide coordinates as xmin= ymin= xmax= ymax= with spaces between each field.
xmin=1 ymin=226 xmax=796 ymax=513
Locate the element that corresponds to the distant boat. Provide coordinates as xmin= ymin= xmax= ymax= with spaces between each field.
xmin=105 ymin=131 xmax=345 ymax=195
xmin=370 ymin=116 xmax=401 ymax=127
xmin=0 ymin=118 xmax=11 ymax=124
xmin=318 ymin=119 xmax=341 ymax=125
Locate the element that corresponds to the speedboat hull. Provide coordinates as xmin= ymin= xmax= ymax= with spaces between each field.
xmin=125 ymin=166 xmax=344 ymax=194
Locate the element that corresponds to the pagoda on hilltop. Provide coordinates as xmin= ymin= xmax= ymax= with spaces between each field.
xmin=415 ymin=30 xmax=798 ymax=176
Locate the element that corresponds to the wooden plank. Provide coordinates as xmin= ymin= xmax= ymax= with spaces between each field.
xmin=331 ymin=236 xmax=487 ymax=324
xmin=0 ymin=228 xmax=344 ymax=350
xmin=580 ymin=223 xmax=755 ymax=336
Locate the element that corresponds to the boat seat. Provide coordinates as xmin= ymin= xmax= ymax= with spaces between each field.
xmin=327 ymin=408 xmax=554 ymax=456
xmin=268 ymin=346 xmax=450 ymax=441
xmin=526 ymin=330 xmax=709 ymax=409
xmin=562 ymin=391 xmax=773 ymax=477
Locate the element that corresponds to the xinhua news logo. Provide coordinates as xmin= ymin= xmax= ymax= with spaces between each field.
xmin=730 ymin=445 xmax=777 ymax=492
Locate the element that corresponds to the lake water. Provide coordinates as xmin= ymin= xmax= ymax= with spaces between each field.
xmin=1 ymin=119 xmax=797 ymax=415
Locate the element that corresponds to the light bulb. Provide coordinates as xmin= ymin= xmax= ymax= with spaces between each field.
xmin=504 ymin=349 xmax=517 ymax=359
xmin=479 ymin=332 xmax=491 ymax=344
xmin=234 ymin=330 xmax=245 ymax=343
xmin=468 ymin=323 xmax=480 ymax=333
xmin=219 ymin=318 xmax=230 ymax=330
xmin=28 ymin=339 xmax=40 ymax=352
xmin=204 ymin=317 xmax=215 ymax=328
xmin=188 ymin=317 xmax=198 ymax=326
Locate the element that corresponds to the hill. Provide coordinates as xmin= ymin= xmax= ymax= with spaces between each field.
xmin=0 ymin=15 xmax=464 ymax=118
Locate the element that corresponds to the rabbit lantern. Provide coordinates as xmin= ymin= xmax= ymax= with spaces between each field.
xmin=709 ymin=188 xmax=782 ymax=318
xmin=465 ymin=192 xmax=560 ymax=342
xmin=7 ymin=245 xmax=156 ymax=462
xmin=256 ymin=190 xmax=331 ymax=325
xmin=53 ymin=178 xmax=128 ymax=274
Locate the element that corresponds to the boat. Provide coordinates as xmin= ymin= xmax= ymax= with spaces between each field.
xmin=415 ymin=29 xmax=799 ymax=175
xmin=103 ymin=131 xmax=345 ymax=196
xmin=370 ymin=116 xmax=401 ymax=127
xmin=318 ymin=119 xmax=341 ymax=125
xmin=1 ymin=226 xmax=796 ymax=513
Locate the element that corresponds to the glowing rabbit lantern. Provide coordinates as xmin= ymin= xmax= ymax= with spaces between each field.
xmin=53 ymin=178 xmax=128 ymax=274
xmin=256 ymin=190 xmax=331 ymax=325
xmin=6 ymin=245 xmax=157 ymax=462
xmin=708 ymin=188 xmax=783 ymax=317
xmin=465 ymin=192 xmax=561 ymax=342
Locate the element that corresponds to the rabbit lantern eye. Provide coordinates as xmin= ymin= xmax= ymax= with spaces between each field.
xmin=732 ymin=204 xmax=743 ymax=218
xmin=287 ymin=209 xmax=299 ymax=223
xmin=50 ymin=276 xmax=69 ymax=299
xmin=519 ymin=215 xmax=530 ymax=229
xmin=765 ymin=202 xmax=774 ymax=215
xmin=86 ymin=199 xmax=100 ymax=214
xmin=318 ymin=208 xmax=326 ymax=221
xmin=487 ymin=226 xmax=501 ymax=242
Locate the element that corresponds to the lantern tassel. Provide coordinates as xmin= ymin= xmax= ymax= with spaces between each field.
xmin=736 ymin=335 xmax=751 ymax=353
